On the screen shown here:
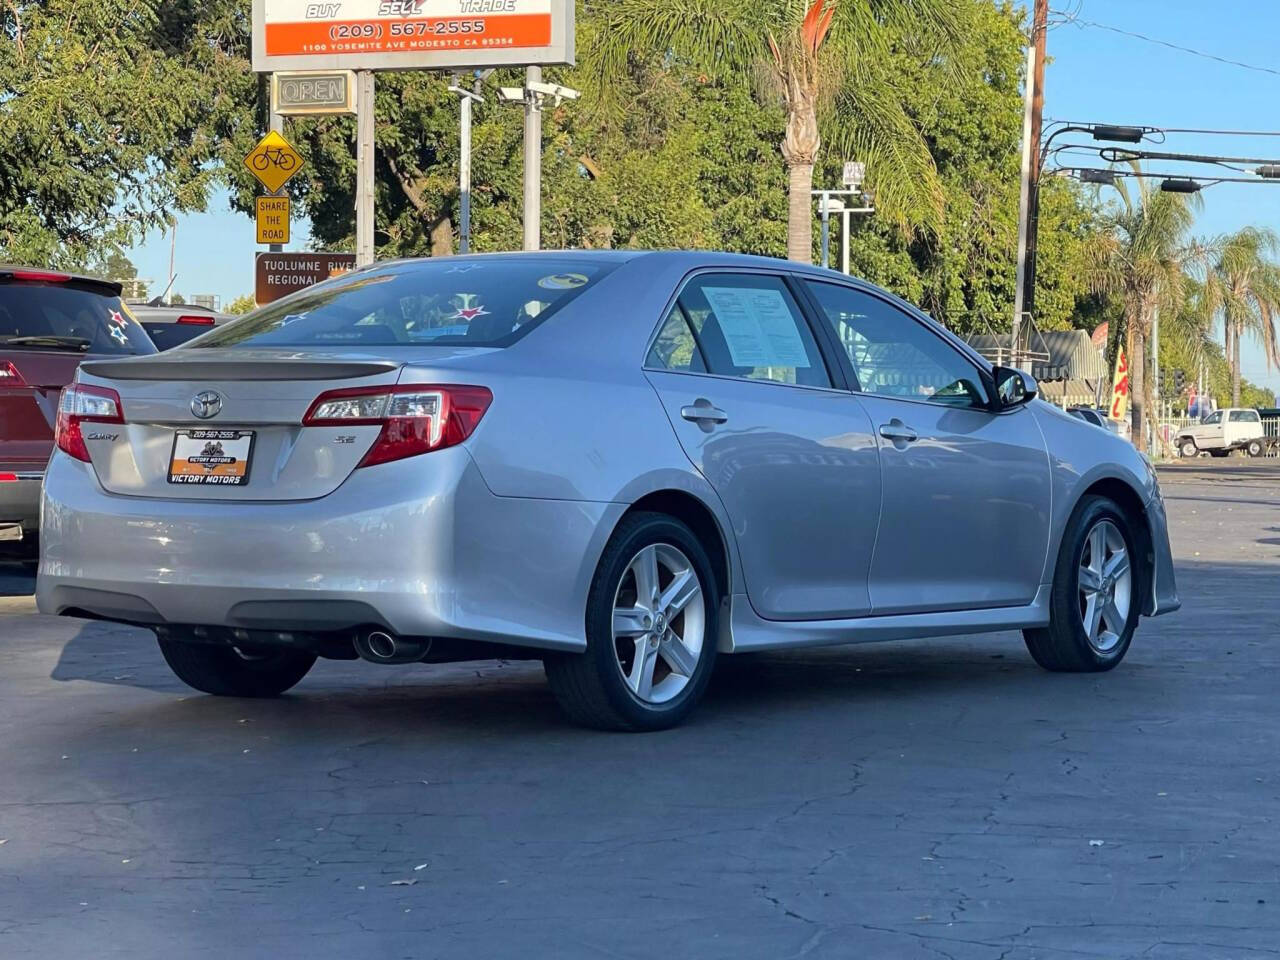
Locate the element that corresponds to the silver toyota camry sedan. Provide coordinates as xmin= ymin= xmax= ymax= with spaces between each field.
xmin=37 ymin=251 xmax=1179 ymax=730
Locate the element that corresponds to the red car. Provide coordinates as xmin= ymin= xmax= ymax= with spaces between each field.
xmin=0 ymin=267 xmax=156 ymax=557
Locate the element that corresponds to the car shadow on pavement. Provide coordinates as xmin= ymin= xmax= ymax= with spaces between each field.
xmin=45 ymin=557 xmax=1269 ymax=735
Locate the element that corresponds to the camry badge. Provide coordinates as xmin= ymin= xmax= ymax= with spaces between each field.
xmin=191 ymin=391 xmax=223 ymax=419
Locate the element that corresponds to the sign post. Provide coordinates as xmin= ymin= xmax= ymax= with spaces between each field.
xmin=355 ymin=70 xmax=376 ymax=267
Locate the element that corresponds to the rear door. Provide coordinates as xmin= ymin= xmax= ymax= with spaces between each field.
xmin=802 ymin=280 xmax=1051 ymax=615
xmin=0 ymin=275 xmax=154 ymax=473
xmin=644 ymin=271 xmax=882 ymax=620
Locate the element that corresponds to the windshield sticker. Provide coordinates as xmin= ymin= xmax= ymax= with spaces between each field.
xmin=537 ymin=272 xmax=589 ymax=290
xmin=701 ymin=286 xmax=810 ymax=368
xmin=107 ymin=310 xmax=132 ymax=346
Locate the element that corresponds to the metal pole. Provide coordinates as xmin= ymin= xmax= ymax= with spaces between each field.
xmin=819 ymin=194 xmax=830 ymax=269
xmin=1012 ymin=1 xmax=1047 ymax=369
xmin=1021 ymin=0 xmax=1049 ymax=327
xmin=355 ymin=70 xmax=376 ymax=267
xmin=522 ymin=65 xmax=542 ymax=252
xmin=459 ymin=79 xmax=473 ymax=255
xmin=167 ymin=219 xmax=176 ymax=299
xmin=841 ymin=208 xmax=850 ymax=275
xmin=268 ymin=97 xmax=285 ymax=254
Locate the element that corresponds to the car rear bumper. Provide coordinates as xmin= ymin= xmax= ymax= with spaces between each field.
xmin=36 ymin=449 xmax=620 ymax=652
xmin=0 ymin=470 xmax=42 ymax=540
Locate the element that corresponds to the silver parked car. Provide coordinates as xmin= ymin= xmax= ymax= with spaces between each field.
xmin=37 ymin=252 xmax=1179 ymax=729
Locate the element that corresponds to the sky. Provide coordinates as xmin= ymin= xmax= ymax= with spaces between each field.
xmin=126 ymin=0 xmax=1280 ymax=393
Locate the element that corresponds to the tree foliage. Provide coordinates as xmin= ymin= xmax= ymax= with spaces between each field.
xmin=0 ymin=0 xmax=253 ymax=266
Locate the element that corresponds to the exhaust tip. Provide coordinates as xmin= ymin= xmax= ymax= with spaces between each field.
xmin=354 ymin=628 xmax=430 ymax=664
xmin=366 ymin=630 xmax=397 ymax=660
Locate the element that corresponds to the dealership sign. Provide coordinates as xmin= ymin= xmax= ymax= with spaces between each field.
xmin=251 ymin=0 xmax=574 ymax=72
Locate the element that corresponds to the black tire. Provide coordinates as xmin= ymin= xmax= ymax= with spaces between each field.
xmin=544 ymin=512 xmax=720 ymax=731
xmin=1024 ymin=495 xmax=1142 ymax=673
xmin=158 ymin=638 xmax=316 ymax=697
xmin=1178 ymin=439 xmax=1197 ymax=458
xmin=1247 ymin=439 xmax=1264 ymax=458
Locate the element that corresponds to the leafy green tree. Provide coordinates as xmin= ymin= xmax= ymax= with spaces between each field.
xmin=0 ymin=0 xmax=252 ymax=266
xmin=225 ymin=294 xmax=257 ymax=315
xmin=1202 ymin=226 xmax=1280 ymax=406
xmin=583 ymin=0 xmax=964 ymax=262
xmin=1088 ymin=170 xmax=1203 ymax=450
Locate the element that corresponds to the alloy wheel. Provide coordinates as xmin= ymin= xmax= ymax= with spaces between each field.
xmin=1077 ymin=519 xmax=1132 ymax=654
xmin=611 ymin=543 xmax=705 ymax=704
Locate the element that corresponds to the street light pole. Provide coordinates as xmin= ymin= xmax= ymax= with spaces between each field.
xmin=449 ymin=73 xmax=487 ymax=255
xmin=354 ymin=70 xmax=376 ymax=267
xmin=522 ymin=66 xmax=542 ymax=252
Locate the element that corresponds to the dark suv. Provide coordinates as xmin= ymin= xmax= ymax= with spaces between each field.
xmin=0 ymin=267 xmax=156 ymax=556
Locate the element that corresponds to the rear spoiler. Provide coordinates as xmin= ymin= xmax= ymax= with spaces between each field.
xmin=0 ymin=266 xmax=123 ymax=295
xmin=80 ymin=357 xmax=401 ymax=381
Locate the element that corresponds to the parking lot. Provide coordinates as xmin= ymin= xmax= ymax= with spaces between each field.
xmin=1 ymin=462 xmax=1277 ymax=959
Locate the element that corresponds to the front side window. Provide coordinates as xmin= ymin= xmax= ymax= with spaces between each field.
xmin=653 ymin=274 xmax=830 ymax=388
xmin=195 ymin=258 xmax=613 ymax=349
xmin=1203 ymin=411 xmax=1223 ymax=425
xmin=805 ymin=281 xmax=988 ymax=408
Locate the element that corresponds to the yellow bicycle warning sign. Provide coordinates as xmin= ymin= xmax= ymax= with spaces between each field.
xmin=244 ymin=130 xmax=303 ymax=193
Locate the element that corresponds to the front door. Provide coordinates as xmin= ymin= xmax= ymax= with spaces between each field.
xmin=802 ymin=280 xmax=1052 ymax=615
xmin=644 ymin=271 xmax=881 ymax=620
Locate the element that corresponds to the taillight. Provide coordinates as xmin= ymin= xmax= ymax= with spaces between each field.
xmin=55 ymin=384 xmax=124 ymax=463
xmin=9 ymin=269 xmax=70 ymax=283
xmin=0 ymin=361 xmax=25 ymax=385
xmin=302 ymin=384 xmax=492 ymax=467
xmin=176 ymin=315 xmax=216 ymax=326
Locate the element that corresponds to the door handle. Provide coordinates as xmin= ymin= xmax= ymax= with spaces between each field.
xmin=878 ymin=420 xmax=918 ymax=443
xmin=680 ymin=400 xmax=728 ymax=425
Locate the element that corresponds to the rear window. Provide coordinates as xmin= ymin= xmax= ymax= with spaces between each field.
xmin=195 ymin=258 xmax=614 ymax=349
xmin=0 ymin=282 xmax=156 ymax=356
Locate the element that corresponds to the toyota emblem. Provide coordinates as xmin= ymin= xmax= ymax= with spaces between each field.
xmin=191 ymin=390 xmax=223 ymax=419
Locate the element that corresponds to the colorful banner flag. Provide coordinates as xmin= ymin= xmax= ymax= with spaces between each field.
xmin=1109 ymin=348 xmax=1130 ymax=423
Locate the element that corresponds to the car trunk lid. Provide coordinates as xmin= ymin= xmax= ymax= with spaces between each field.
xmin=76 ymin=350 xmax=409 ymax=501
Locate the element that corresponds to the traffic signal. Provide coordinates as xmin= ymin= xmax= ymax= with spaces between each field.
xmin=1173 ymin=369 xmax=1186 ymax=395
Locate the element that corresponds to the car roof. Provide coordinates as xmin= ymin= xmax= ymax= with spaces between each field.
xmin=0 ymin=266 xmax=122 ymax=295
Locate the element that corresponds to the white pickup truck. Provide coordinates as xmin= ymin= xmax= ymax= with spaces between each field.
xmin=1176 ymin=408 xmax=1267 ymax=458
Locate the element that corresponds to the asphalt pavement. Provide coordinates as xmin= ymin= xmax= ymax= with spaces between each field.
xmin=1 ymin=462 xmax=1277 ymax=959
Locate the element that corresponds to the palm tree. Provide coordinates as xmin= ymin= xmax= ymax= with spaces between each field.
xmin=1202 ymin=226 xmax=1280 ymax=406
xmin=1089 ymin=170 xmax=1203 ymax=452
xmin=581 ymin=0 xmax=964 ymax=262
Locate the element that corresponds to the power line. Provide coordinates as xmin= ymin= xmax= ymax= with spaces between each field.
xmin=1054 ymin=13 xmax=1280 ymax=79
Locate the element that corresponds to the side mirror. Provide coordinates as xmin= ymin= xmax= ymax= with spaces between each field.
xmin=992 ymin=365 xmax=1037 ymax=409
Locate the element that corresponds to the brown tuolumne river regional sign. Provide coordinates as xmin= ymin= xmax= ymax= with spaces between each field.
xmin=254 ymin=252 xmax=356 ymax=305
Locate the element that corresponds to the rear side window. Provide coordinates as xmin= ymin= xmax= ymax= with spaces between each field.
xmin=648 ymin=273 xmax=831 ymax=388
xmin=0 ymin=282 xmax=155 ymax=356
xmin=1229 ymin=410 xmax=1260 ymax=423
xmin=194 ymin=258 xmax=614 ymax=349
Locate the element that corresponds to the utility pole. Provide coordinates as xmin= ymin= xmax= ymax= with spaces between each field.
xmin=1152 ymin=303 xmax=1160 ymax=450
xmin=450 ymin=74 xmax=486 ymax=254
xmin=522 ymin=65 xmax=542 ymax=251
xmin=355 ymin=70 xmax=376 ymax=267
xmin=1012 ymin=0 xmax=1048 ymax=369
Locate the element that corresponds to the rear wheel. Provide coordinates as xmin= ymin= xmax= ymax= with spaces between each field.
xmin=1178 ymin=439 xmax=1197 ymax=458
xmin=1024 ymin=496 xmax=1141 ymax=672
xmin=544 ymin=512 xmax=718 ymax=731
xmin=1247 ymin=439 xmax=1264 ymax=458
xmin=158 ymin=638 xmax=316 ymax=697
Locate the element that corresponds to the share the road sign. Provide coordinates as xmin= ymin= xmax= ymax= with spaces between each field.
xmin=244 ymin=130 xmax=303 ymax=194
xmin=255 ymin=196 xmax=290 ymax=245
